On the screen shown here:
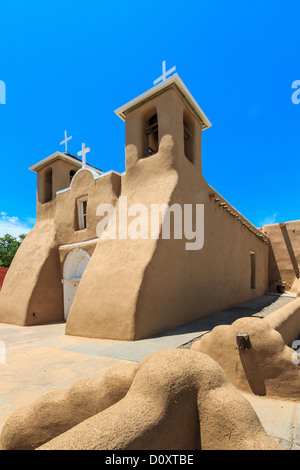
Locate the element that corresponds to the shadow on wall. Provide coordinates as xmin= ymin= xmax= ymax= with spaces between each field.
xmin=149 ymin=294 xmax=284 ymax=343
xmin=238 ymin=341 xmax=266 ymax=396
xmin=281 ymin=225 xmax=299 ymax=280
xmin=268 ymin=244 xmax=281 ymax=289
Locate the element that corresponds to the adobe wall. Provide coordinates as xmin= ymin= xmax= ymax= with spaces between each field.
xmin=264 ymin=296 xmax=300 ymax=346
xmin=36 ymin=159 xmax=79 ymax=221
xmin=66 ymin=88 xmax=269 ymax=340
xmin=54 ymin=169 xmax=121 ymax=246
xmin=263 ymin=220 xmax=300 ymax=293
xmin=191 ymin=297 xmax=300 ymax=400
xmin=0 ymin=219 xmax=63 ymax=326
xmin=0 ymin=86 xmax=270 ymax=335
xmin=65 ymin=140 xmax=180 ymax=340
xmin=0 ymin=166 xmax=122 ymax=326
xmin=134 ymin=176 xmax=269 ymax=339
xmin=0 ymin=349 xmax=281 ymax=450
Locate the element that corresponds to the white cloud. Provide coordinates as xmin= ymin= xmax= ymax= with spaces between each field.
xmin=6 ymin=216 xmax=19 ymax=224
xmin=258 ymin=213 xmax=278 ymax=227
xmin=0 ymin=213 xmax=35 ymax=238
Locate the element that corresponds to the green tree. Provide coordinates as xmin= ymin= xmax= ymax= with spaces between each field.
xmin=0 ymin=234 xmax=26 ymax=268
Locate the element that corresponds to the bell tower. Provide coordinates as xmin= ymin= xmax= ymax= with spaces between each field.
xmin=29 ymin=151 xmax=101 ymax=220
xmin=30 ymin=152 xmax=82 ymax=206
xmin=114 ymin=73 xmax=211 ymax=173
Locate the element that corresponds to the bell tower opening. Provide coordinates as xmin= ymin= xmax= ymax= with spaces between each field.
xmin=43 ymin=168 xmax=53 ymax=203
xmin=145 ymin=113 xmax=159 ymax=157
xmin=70 ymin=170 xmax=76 ymax=183
xmin=184 ymin=119 xmax=193 ymax=163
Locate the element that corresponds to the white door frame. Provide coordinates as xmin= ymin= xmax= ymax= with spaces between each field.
xmin=62 ymin=247 xmax=90 ymax=321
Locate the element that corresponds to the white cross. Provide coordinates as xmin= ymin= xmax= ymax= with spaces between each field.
xmin=60 ymin=130 xmax=72 ymax=153
xmin=153 ymin=60 xmax=176 ymax=86
xmin=77 ymin=143 xmax=90 ymax=168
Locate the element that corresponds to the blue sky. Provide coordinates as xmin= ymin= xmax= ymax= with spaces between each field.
xmin=0 ymin=0 xmax=299 ymax=237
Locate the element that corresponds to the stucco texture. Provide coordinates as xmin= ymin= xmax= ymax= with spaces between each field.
xmin=0 ymin=81 xmax=271 ymax=339
xmin=66 ymin=87 xmax=269 ymax=340
xmin=264 ymin=220 xmax=300 ymax=293
xmin=0 ymin=349 xmax=281 ymax=450
xmin=191 ymin=298 xmax=300 ymax=401
xmin=0 ymin=219 xmax=63 ymax=325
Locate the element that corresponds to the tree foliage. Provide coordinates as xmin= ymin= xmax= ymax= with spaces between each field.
xmin=0 ymin=234 xmax=26 ymax=268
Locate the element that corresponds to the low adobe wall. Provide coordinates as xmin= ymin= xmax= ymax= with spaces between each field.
xmin=0 ymin=349 xmax=280 ymax=450
xmin=191 ymin=297 xmax=300 ymax=400
xmin=264 ymin=297 xmax=300 ymax=346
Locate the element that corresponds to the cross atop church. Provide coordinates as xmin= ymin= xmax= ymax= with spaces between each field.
xmin=60 ymin=130 xmax=72 ymax=154
xmin=153 ymin=60 xmax=176 ymax=86
xmin=77 ymin=143 xmax=90 ymax=169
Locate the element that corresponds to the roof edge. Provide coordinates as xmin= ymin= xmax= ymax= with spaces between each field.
xmin=114 ymin=74 xmax=212 ymax=130
xmin=29 ymin=151 xmax=102 ymax=174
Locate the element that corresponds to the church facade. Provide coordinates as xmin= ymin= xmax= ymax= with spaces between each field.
xmin=0 ymin=74 xmax=285 ymax=340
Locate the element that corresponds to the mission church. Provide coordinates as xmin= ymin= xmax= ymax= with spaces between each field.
xmin=0 ymin=64 xmax=299 ymax=340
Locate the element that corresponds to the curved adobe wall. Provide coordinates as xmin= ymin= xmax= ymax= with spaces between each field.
xmin=191 ymin=297 xmax=300 ymax=400
xmin=0 ymin=220 xmax=62 ymax=326
xmin=0 ymin=349 xmax=280 ymax=450
xmin=65 ymin=135 xmax=180 ymax=340
xmin=1 ymin=362 xmax=138 ymax=450
xmin=264 ymin=297 xmax=300 ymax=346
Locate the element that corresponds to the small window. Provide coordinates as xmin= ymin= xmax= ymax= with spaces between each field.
xmin=77 ymin=197 xmax=88 ymax=230
xmin=250 ymin=252 xmax=256 ymax=289
xmin=144 ymin=113 xmax=158 ymax=157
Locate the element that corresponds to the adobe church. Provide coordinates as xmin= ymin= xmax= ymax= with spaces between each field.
xmin=0 ymin=73 xmax=299 ymax=340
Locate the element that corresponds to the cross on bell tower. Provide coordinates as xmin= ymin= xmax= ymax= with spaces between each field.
xmin=60 ymin=130 xmax=72 ymax=153
xmin=153 ymin=60 xmax=176 ymax=85
xmin=77 ymin=143 xmax=90 ymax=169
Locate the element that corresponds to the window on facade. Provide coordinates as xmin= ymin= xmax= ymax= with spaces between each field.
xmin=144 ymin=113 xmax=159 ymax=157
xmin=250 ymin=252 xmax=256 ymax=289
xmin=77 ymin=197 xmax=88 ymax=230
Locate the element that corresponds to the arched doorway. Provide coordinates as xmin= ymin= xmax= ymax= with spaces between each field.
xmin=62 ymin=247 xmax=90 ymax=321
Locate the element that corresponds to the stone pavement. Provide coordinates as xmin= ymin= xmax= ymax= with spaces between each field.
xmin=0 ymin=323 xmax=132 ymax=435
xmin=242 ymin=393 xmax=300 ymax=450
xmin=0 ymin=291 xmax=298 ymax=449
